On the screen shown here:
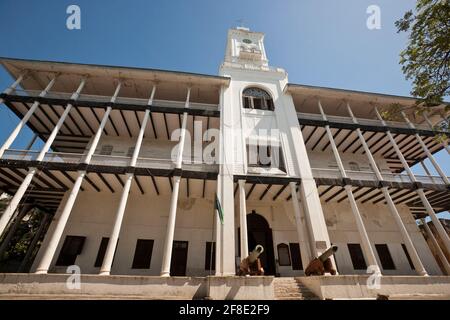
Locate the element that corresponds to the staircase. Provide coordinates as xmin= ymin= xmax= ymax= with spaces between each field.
xmin=274 ymin=277 xmax=319 ymax=300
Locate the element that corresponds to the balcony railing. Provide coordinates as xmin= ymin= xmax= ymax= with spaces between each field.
xmin=8 ymin=89 xmax=219 ymax=111
xmin=1 ymin=149 xmax=218 ymax=173
xmin=297 ymin=111 xmax=445 ymax=133
xmin=311 ymin=167 xmax=447 ymax=186
xmin=1 ymin=149 xmax=84 ymax=163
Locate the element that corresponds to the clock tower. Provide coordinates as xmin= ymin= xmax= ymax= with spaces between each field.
xmin=221 ymin=27 xmax=284 ymax=73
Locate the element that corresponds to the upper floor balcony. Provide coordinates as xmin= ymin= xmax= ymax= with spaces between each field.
xmin=311 ymin=167 xmax=449 ymax=188
xmin=3 ymin=88 xmax=221 ymax=116
xmin=0 ymin=149 xmax=218 ymax=176
xmin=296 ymin=112 xmax=447 ymax=135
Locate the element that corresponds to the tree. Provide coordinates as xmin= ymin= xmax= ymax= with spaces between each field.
xmin=395 ymin=0 xmax=450 ymax=109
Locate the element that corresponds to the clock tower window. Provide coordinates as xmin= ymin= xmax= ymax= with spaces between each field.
xmin=242 ymin=87 xmax=274 ymax=111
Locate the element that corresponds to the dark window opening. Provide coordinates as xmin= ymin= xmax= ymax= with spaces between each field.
xmin=401 ymin=243 xmax=415 ymax=270
xmin=242 ymin=87 xmax=274 ymax=111
xmin=289 ymin=243 xmax=303 ymax=270
xmin=349 ymin=161 xmax=360 ymax=171
xmin=132 ymin=239 xmax=154 ymax=269
xmin=246 ymin=144 xmax=285 ymax=171
xmin=375 ymin=244 xmax=396 ymax=270
xmin=277 ymin=243 xmax=291 ymax=266
xmin=56 ymin=236 xmax=86 ymax=266
xmin=127 ymin=146 xmax=135 ymax=157
xmin=94 ymin=237 xmax=109 ymax=268
xmin=100 ymin=145 xmax=113 ymax=155
xmin=347 ymin=243 xmax=367 ymax=270
xmin=205 ymin=242 xmax=216 ymax=271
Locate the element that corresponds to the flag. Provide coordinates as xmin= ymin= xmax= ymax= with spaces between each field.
xmin=215 ymin=193 xmax=224 ymax=225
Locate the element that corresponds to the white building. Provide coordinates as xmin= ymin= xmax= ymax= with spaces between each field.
xmin=0 ymin=27 xmax=449 ymax=299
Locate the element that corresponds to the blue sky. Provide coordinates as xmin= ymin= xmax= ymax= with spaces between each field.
xmin=0 ymin=0 xmax=448 ymax=218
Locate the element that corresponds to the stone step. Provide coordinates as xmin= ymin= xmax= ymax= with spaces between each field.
xmin=273 ymin=278 xmax=319 ymax=300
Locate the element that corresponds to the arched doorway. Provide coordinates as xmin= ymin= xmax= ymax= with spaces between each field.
xmin=246 ymin=211 xmax=276 ymax=275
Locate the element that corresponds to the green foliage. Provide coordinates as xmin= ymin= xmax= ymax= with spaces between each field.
xmin=0 ymin=208 xmax=45 ymax=262
xmin=395 ymin=0 xmax=450 ymax=107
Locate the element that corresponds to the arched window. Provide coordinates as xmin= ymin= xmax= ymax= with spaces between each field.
xmin=242 ymin=87 xmax=274 ymax=111
xmin=277 ymin=243 xmax=291 ymax=266
xmin=349 ymin=161 xmax=360 ymax=171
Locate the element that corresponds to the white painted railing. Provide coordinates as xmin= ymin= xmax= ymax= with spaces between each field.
xmin=297 ymin=112 xmax=446 ymax=133
xmin=8 ymin=89 xmax=219 ymax=110
xmin=1 ymin=149 xmax=218 ymax=172
xmin=311 ymin=167 xmax=446 ymax=185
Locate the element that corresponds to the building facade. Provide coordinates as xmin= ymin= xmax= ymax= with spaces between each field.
xmin=0 ymin=27 xmax=449 ymax=281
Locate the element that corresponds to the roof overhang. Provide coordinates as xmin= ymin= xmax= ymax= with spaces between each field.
xmin=0 ymin=57 xmax=230 ymax=90
xmin=285 ymin=83 xmax=449 ymax=122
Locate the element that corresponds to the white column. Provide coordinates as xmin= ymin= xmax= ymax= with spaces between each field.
xmin=401 ymin=112 xmax=449 ymax=184
xmin=417 ymin=188 xmax=450 ymax=253
xmin=421 ymin=219 xmax=450 ymax=275
xmin=238 ymin=180 xmax=248 ymax=260
xmin=160 ymin=175 xmax=182 ymax=277
xmin=34 ymin=83 xmax=121 ymax=274
xmin=375 ymin=108 xmax=450 ymax=255
xmin=319 ymin=101 xmax=380 ymax=273
xmin=99 ymin=173 xmax=133 ymax=275
xmin=35 ymin=172 xmax=85 ymax=274
xmin=99 ymin=88 xmax=153 ymax=275
xmin=289 ymin=182 xmax=311 ymax=268
xmin=0 ymin=71 xmax=28 ymax=105
xmin=0 ymin=78 xmax=85 ymax=238
xmin=160 ymin=87 xmax=190 ymax=276
xmin=347 ymin=104 xmax=428 ymax=275
xmin=0 ymin=76 xmax=57 ymax=158
xmin=215 ymin=87 xmax=225 ymax=275
xmin=84 ymin=82 xmax=121 ymax=164
xmin=382 ymin=188 xmax=427 ymax=275
xmin=0 ymin=171 xmax=35 ymax=237
xmin=215 ymin=174 xmax=223 ymax=276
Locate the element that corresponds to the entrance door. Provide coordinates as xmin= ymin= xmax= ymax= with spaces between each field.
xmin=170 ymin=241 xmax=188 ymax=276
xmin=246 ymin=212 xmax=276 ymax=275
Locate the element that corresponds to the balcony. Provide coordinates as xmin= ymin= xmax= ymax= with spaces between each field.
xmin=297 ymin=112 xmax=443 ymax=133
xmin=0 ymin=149 xmax=218 ymax=174
xmin=7 ymin=89 xmax=220 ymax=112
xmin=311 ymin=167 xmax=447 ymax=186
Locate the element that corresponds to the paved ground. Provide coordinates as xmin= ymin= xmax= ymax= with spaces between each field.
xmin=0 ymin=294 xmax=192 ymax=300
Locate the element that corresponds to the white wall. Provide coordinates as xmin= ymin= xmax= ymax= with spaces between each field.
xmin=32 ymin=190 xmax=218 ymax=276
xmin=322 ymin=201 xmax=442 ymax=275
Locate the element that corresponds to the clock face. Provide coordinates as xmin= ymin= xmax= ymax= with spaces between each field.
xmin=242 ymin=38 xmax=252 ymax=44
